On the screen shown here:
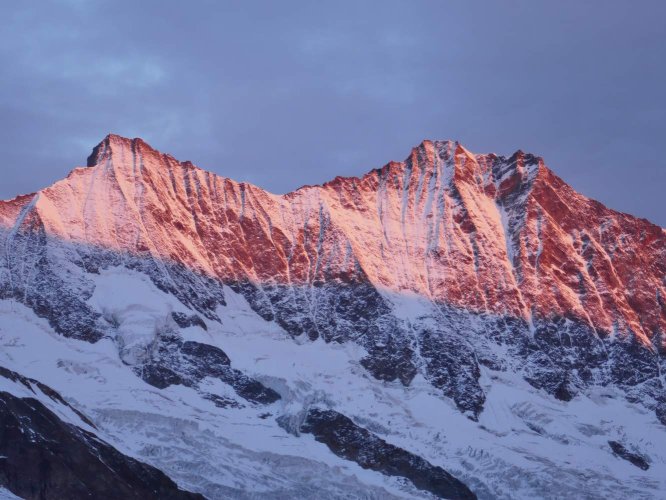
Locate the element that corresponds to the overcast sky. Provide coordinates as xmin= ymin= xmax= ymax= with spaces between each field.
xmin=1 ymin=1 xmax=664 ymax=225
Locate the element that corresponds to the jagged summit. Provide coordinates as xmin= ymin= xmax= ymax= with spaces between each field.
xmin=87 ymin=133 xmax=165 ymax=167
xmin=84 ymin=134 xmax=548 ymax=196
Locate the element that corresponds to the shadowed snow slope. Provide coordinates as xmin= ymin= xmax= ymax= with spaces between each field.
xmin=0 ymin=136 xmax=665 ymax=499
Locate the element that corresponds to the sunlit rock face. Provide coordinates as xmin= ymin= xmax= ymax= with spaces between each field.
xmin=0 ymin=135 xmax=665 ymax=499
xmin=6 ymin=134 xmax=664 ymax=338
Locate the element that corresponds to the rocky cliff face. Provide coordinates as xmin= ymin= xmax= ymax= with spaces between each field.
xmin=0 ymin=135 xmax=664 ymax=499
xmin=0 ymin=367 xmax=203 ymax=500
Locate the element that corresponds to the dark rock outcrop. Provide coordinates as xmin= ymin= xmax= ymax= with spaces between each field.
xmin=137 ymin=333 xmax=281 ymax=405
xmin=608 ymin=441 xmax=650 ymax=470
xmin=0 ymin=391 xmax=203 ymax=500
xmin=171 ymin=311 xmax=208 ymax=331
xmin=300 ymin=407 xmax=476 ymax=499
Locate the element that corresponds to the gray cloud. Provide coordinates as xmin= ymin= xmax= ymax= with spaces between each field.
xmin=1 ymin=0 xmax=664 ymax=225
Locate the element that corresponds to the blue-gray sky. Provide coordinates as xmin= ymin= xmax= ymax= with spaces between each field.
xmin=1 ymin=1 xmax=664 ymax=225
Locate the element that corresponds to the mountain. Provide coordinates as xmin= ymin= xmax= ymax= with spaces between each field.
xmin=0 ymin=134 xmax=664 ymax=499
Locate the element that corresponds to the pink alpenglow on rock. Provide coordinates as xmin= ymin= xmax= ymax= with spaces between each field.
xmin=1 ymin=135 xmax=665 ymax=499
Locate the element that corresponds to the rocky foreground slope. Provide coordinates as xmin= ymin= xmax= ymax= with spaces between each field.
xmin=0 ymin=135 xmax=664 ymax=499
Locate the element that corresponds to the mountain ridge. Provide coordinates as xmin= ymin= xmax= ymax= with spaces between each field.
xmin=1 ymin=134 xmax=665 ymax=498
xmin=3 ymin=134 xmax=662 ymax=342
xmin=5 ymin=133 xmax=664 ymax=231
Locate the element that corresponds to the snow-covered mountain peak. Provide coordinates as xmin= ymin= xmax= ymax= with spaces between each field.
xmin=1 ymin=135 xmax=665 ymax=499
xmin=4 ymin=133 xmax=664 ymax=342
xmin=85 ymin=133 xmax=196 ymax=176
xmin=87 ymin=133 xmax=137 ymax=166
